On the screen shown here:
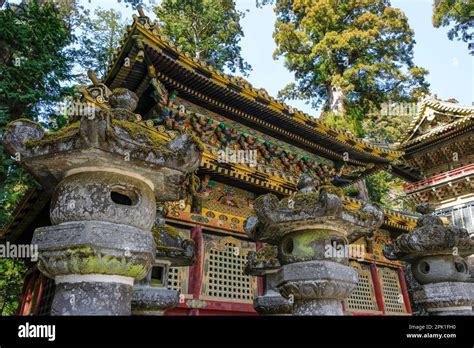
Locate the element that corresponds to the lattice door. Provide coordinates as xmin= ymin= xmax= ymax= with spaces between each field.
xmin=345 ymin=263 xmax=379 ymax=313
xmin=378 ymin=266 xmax=407 ymax=314
xmin=167 ymin=266 xmax=189 ymax=293
xmin=201 ymin=236 xmax=256 ymax=302
xmin=165 ymin=226 xmax=190 ymax=294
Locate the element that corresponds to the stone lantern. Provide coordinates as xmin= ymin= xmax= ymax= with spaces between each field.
xmin=132 ymin=207 xmax=195 ymax=315
xmin=244 ymin=175 xmax=384 ymax=315
xmin=245 ymin=245 xmax=292 ymax=315
xmin=384 ymin=204 xmax=474 ymax=316
xmin=3 ymin=87 xmax=202 ymax=315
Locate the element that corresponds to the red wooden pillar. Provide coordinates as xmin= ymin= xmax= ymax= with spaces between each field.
xmin=397 ymin=267 xmax=412 ymax=314
xmin=16 ymin=273 xmax=32 ymax=315
xmin=34 ymin=275 xmax=46 ymax=315
xmin=22 ymin=272 xmax=37 ymax=315
xmin=370 ymin=263 xmax=385 ymax=313
xmin=188 ymin=225 xmax=204 ymax=316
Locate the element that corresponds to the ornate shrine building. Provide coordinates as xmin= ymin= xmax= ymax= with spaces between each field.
xmin=3 ymin=9 xmax=447 ymax=317
xmin=395 ymin=96 xmax=474 ymax=234
xmin=394 ymin=97 xmax=474 ymax=293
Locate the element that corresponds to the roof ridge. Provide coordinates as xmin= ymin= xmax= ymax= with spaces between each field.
xmin=398 ymin=95 xmax=474 ymax=146
xmin=103 ymin=8 xmax=404 ymax=160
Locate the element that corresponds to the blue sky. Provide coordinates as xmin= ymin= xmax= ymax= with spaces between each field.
xmin=80 ymin=0 xmax=473 ymax=117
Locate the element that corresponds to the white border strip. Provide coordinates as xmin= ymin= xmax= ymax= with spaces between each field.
xmin=55 ymin=274 xmax=134 ymax=286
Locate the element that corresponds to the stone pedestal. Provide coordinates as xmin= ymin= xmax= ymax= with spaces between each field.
xmin=131 ymin=260 xmax=179 ymax=316
xmin=53 ymin=276 xmax=133 ymax=315
xmin=277 ymin=260 xmax=357 ymax=316
xmin=131 ymin=219 xmax=196 ymax=315
xmin=253 ymin=273 xmax=292 ymax=315
xmin=244 ymin=175 xmax=384 ymax=316
xmin=412 ymin=282 xmax=474 ymax=316
xmin=3 ymin=87 xmax=202 ymax=315
xmin=132 ymin=286 xmax=179 ymax=316
xmin=245 ymin=246 xmax=292 ymax=315
xmin=384 ymin=203 xmax=474 ymax=316
xmin=33 ymin=219 xmax=155 ymax=315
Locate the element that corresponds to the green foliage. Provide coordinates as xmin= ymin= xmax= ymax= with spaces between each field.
xmin=366 ymin=170 xmax=414 ymax=212
xmin=262 ymin=0 xmax=429 ymax=123
xmin=366 ymin=171 xmax=390 ymax=204
xmin=0 ymin=0 xmax=74 ymax=232
xmin=0 ymin=0 xmax=76 ymax=120
xmin=0 ymin=1 xmax=124 ymax=316
xmin=343 ymin=185 xmax=360 ymax=198
xmin=258 ymin=1 xmax=427 ymax=209
xmin=324 ymin=111 xmax=362 ymax=136
xmin=363 ymin=103 xmax=416 ymax=209
xmin=0 ymin=258 xmax=27 ymax=316
xmin=0 ymin=157 xmax=33 ymax=228
xmin=363 ymin=108 xmax=414 ymax=144
xmin=77 ymin=8 xmax=128 ymax=79
xmin=433 ymin=0 xmax=473 ymax=53
xmin=154 ymin=0 xmax=251 ymax=75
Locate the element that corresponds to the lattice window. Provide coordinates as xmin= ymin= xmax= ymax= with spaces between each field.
xmin=167 ymin=266 xmax=188 ymax=293
xmin=165 ymin=226 xmax=190 ymax=294
xmin=201 ymin=236 xmax=256 ymax=302
xmin=345 ymin=264 xmax=378 ymax=313
xmin=378 ymin=267 xmax=407 ymax=314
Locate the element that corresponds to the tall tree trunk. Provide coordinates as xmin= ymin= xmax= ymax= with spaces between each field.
xmin=356 ymin=179 xmax=369 ymax=202
xmin=328 ymin=86 xmax=345 ymax=114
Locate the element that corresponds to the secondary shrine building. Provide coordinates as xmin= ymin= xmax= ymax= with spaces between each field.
xmin=4 ymin=10 xmax=472 ymax=316
xmin=395 ymin=97 xmax=474 ymax=233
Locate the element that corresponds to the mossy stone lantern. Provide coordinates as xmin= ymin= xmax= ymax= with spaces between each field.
xmin=3 ymin=87 xmax=202 ymax=315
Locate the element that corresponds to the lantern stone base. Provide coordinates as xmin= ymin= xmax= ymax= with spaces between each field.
xmin=254 ymin=291 xmax=292 ymax=315
xmin=293 ymin=298 xmax=343 ymax=316
xmin=131 ymin=286 xmax=179 ymax=315
xmin=276 ymin=260 xmax=358 ymax=316
xmin=32 ymin=221 xmax=155 ymax=316
xmin=413 ymin=282 xmax=474 ymax=316
xmin=51 ymin=275 xmax=133 ymax=315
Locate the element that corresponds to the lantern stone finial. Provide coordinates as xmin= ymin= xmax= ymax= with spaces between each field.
xmin=137 ymin=4 xmax=146 ymax=18
xmin=87 ymin=70 xmax=100 ymax=86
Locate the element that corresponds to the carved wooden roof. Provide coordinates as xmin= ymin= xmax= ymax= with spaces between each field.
xmin=398 ymin=96 xmax=474 ymax=148
xmin=101 ymin=10 xmax=403 ymax=165
xmin=391 ymin=96 xmax=473 ymax=182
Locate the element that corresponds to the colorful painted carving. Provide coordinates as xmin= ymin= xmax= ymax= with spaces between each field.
xmin=146 ymin=84 xmax=368 ymax=184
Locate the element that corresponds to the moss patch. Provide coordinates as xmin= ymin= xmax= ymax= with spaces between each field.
xmin=55 ymin=246 xmax=149 ymax=278
xmin=281 ymin=192 xmax=320 ymax=210
xmin=25 ymin=122 xmax=79 ymax=148
xmin=112 ymin=119 xmax=175 ymax=155
xmin=320 ymin=184 xmax=343 ymax=197
xmin=255 ymin=245 xmax=277 ymax=263
xmin=151 ymin=224 xmax=181 ymax=247
xmin=7 ymin=118 xmax=42 ymax=128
